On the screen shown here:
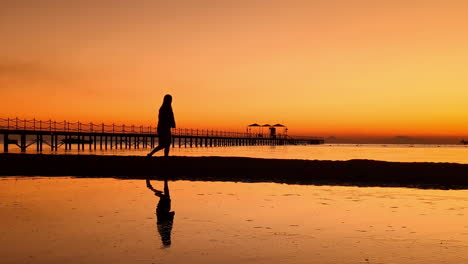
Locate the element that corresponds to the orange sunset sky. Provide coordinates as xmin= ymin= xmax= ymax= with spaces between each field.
xmin=1 ymin=0 xmax=468 ymax=141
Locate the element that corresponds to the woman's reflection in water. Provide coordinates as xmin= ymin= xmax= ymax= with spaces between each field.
xmin=146 ymin=178 xmax=175 ymax=247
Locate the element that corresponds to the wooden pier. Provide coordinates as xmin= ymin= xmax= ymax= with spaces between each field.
xmin=0 ymin=118 xmax=324 ymax=153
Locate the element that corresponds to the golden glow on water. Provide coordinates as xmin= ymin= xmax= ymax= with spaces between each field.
xmin=3 ymin=144 xmax=468 ymax=164
xmin=2 ymin=177 xmax=468 ymax=263
xmin=172 ymin=144 xmax=468 ymax=163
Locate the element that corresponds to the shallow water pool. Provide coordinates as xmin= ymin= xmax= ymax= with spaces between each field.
xmin=1 ymin=177 xmax=468 ymax=264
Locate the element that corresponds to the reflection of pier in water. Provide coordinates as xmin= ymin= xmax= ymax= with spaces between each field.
xmin=0 ymin=118 xmax=325 ymax=153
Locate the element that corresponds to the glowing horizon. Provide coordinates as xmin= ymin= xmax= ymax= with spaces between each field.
xmin=2 ymin=1 xmax=468 ymax=140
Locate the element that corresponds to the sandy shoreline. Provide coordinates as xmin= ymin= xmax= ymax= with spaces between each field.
xmin=1 ymin=153 xmax=468 ymax=189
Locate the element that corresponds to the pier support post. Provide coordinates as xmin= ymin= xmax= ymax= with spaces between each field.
xmin=19 ymin=134 xmax=26 ymax=152
xmin=50 ymin=135 xmax=54 ymax=151
xmin=3 ymin=134 xmax=8 ymax=153
xmin=19 ymin=135 xmax=26 ymax=152
xmin=39 ymin=135 xmax=43 ymax=152
xmin=36 ymin=134 xmax=41 ymax=151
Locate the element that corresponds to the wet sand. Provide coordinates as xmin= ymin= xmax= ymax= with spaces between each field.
xmin=1 ymin=153 xmax=468 ymax=189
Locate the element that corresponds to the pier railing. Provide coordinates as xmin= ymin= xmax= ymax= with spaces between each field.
xmin=0 ymin=117 xmax=301 ymax=139
xmin=0 ymin=117 xmax=325 ymax=153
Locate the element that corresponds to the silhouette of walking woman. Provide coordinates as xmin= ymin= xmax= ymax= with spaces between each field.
xmin=147 ymin=94 xmax=176 ymax=157
xmin=146 ymin=178 xmax=175 ymax=247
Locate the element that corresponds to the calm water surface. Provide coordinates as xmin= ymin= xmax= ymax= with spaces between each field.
xmin=2 ymin=177 xmax=468 ymax=264
xmin=3 ymin=143 xmax=468 ymax=163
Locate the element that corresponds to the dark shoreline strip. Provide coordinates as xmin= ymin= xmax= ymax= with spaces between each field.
xmin=1 ymin=153 xmax=468 ymax=189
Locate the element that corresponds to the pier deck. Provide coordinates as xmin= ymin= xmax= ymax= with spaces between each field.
xmin=1 ymin=118 xmax=324 ymax=153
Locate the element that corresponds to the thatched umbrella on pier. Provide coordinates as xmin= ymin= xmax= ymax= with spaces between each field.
xmin=272 ymin=124 xmax=287 ymax=138
xmin=261 ymin=124 xmax=271 ymax=137
xmin=247 ymin=123 xmax=260 ymax=136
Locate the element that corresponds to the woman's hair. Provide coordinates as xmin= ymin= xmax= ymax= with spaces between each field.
xmin=163 ymin=94 xmax=172 ymax=105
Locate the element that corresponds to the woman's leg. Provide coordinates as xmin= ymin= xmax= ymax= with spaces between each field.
xmin=148 ymin=145 xmax=164 ymax=156
xmin=163 ymin=131 xmax=172 ymax=157
xmin=149 ymin=129 xmax=171 ymax=157
xmin=164 ymin=144 xmax=170 ymax=157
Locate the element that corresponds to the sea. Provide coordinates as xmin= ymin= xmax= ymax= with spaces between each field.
xmin=2 ymin=143 xmax=468 ymax=164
